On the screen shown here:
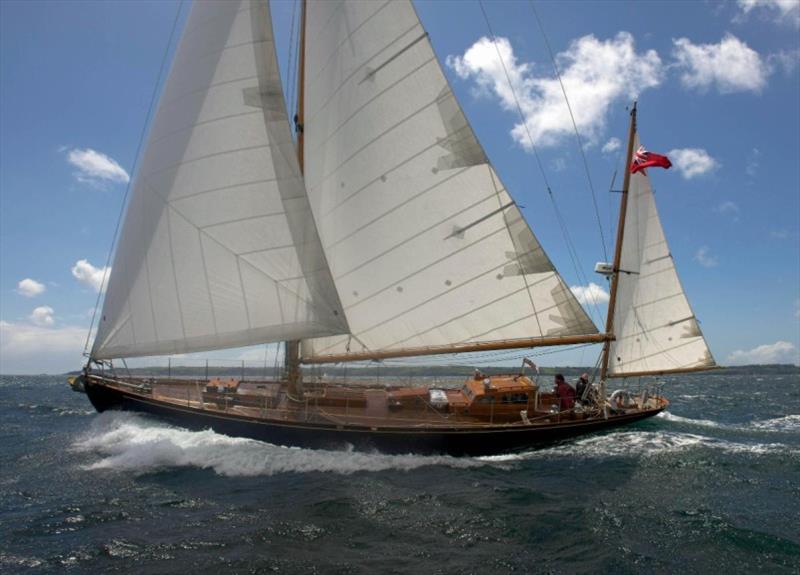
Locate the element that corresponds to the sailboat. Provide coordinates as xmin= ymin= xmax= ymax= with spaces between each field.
xmin=71 ymin=0 xmax=716 ymax=456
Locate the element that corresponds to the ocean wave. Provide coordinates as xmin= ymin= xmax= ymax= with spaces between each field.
xmin=71 ymin=413 xmax=484 ymax=477
xmin=480 ymin=430 xmax=798 ymax=462
xmin=658 ymin=411 xmax=800 ymax=433
xmin=657 ymin=411 xmax=725 ymax=429
xmin=748 ymin=414 xmax=800 ymax=432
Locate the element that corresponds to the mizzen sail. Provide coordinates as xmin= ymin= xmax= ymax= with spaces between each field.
xmin=607 ymin=134 xmax=715 ymax=376
xmin=92 ymin=0 xmax=347 ymax=360
xmin=300 ymin=0 xmax=597 ymax=361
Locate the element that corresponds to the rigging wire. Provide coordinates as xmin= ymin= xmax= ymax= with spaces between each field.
xmin=527 ymin=0 xmax=608 ymax=262
xmin=475 ymin=0 xmax=606 ymax=327
xmin=83 ymin=0 xmax=185 ymax=357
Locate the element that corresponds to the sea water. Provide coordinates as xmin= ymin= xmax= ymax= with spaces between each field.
xmin=1 ymin=371 xmax=798 ymax=573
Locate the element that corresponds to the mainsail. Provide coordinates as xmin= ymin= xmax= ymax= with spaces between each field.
xmin=92 ymin=0 xmax=348 ymax=360
xmin=299 ymin=0 xmax=598 ymax=361
xmin=607 ymin=134 xmax=715 ymax=376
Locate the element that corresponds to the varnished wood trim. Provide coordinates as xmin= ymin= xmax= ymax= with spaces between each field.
xmin=301 ymin=333 xmax=613 ymax=364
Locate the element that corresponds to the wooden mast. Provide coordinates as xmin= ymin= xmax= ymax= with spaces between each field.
xmin=599 ymin=102 xmax=637 ymax=382
xmin=285 ymin=0 xmax=307 ymax=388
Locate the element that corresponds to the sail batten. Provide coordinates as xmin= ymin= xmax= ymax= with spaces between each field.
xmin=92 ymin=0 xmax=348 ymax=360
xmin=300 ymin=0 xmax=597 ymax=362
xmin=607 ymin=133 xmax=715 ymax=377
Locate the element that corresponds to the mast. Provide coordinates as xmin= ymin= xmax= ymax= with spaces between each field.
xmin=284 ymin=0 xmax=307 ymax=388
xmin=599 ymin=102 xmax=637 ymax=382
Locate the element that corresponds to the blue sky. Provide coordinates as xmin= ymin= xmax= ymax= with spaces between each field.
xmin=1 ymin=0 xmax=798 ymax=374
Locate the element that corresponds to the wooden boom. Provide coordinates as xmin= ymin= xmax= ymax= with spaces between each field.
xmin=301 ymin=333 xmax=613 ymax=364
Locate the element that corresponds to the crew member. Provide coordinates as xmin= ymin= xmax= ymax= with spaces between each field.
xmin=553 ymin=373 xmax=575 ymax=410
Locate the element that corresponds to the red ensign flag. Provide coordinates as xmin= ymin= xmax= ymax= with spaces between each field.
xmin=631 ymin=145 xmax=672 ymax=174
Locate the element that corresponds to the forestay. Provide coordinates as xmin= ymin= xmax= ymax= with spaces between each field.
xmin=92 ymin=0 xmax=347 ymax=360
xmin=608 ymin=134 xmax=715 ymax=376
xmin=300 ymin=0 xmax=597 ymax=360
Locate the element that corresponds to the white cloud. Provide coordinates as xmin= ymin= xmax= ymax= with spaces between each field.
xmin=714 ymin=200 xmax=740 ymax=221
xmin=768 ymin=48 xmax=800 ymax=75
xmin=694 ymin=246 xmax=718 ymax=268
xmin=66 ymin=148 xmax=129 ymax=186
xmin=447 ymin=32 xmax=663 ymax=149
xmin=0 ymin=320 xmax=88 ymax=373
xmin=736 ymin=0 xmax=800 ymax=27
xmin=16 ymin=278 xmax=46 ymax=297
xmin=668 ymin=147 xmax=720 ymax=179
xmin=672 ymin=34 xmax=768 ymax=93
xmin=770 ymin=229 xmax=790 ymax=239
xmin=71 ymin=259 xmax=110 ymax=293
xmin=30 ymin=305 xmax=55 ymax=327
xmin=602 ymin=137 xmax=621 ymax=154
xmin=745 ymin=147 xmax=760 ymax=177
xmin=728 ymin=340 xmax=798 ymax=365
xmin=570 ymin=283 xmax=610 ymax=306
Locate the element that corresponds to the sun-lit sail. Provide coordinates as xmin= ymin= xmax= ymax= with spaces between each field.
xmin=300 ymin=0 xmax=598 ymax=361
xmin=607 ymin=134 xmax=715 ymax=376
xmin=92 ymin=0 xmax=347 ymax=360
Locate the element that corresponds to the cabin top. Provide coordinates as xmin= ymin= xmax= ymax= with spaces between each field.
xmin=463 ymin=375 xmax=537 ymax=400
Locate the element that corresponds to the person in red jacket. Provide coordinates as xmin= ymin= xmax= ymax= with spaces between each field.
xmin=553 ymin=373 xmax=576 ymax=411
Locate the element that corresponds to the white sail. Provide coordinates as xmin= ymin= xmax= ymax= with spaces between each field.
xmin=92 ymin=0 xmax=347 ymax=360
xmin=607 ymin=134 xmax=715 ymax=376
xmin=300 ymin=0 xmax=597 ymax=360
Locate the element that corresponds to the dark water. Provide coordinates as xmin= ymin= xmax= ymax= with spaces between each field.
xmin=1 ymin=372 xmax=798 ymax=574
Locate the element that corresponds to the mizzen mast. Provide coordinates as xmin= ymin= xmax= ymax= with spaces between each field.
xmin=599 ymin=102 xmax=637 ymax=383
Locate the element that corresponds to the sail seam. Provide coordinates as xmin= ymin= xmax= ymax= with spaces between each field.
xmin=312 ymin=90 xmax=448 ymax=192
xmin=149 ymin=109 xmax=263 ymax=146
xmin=346 ymin=244 xmax=547 ymax=339
xmin=355 ymin=271 xmax=556 ymax=351
xmin=611 ymin=338 xmax=707 ymax=370
xmin=142 ymin=180 xmax=322 ymax=322
xmin=306 ymin=20 xmax=424 ymax=127
xmin=360 ymin=32 xmax=428 ymax=83
xmin=143 ymin=143 xmax=272 ymax=180
xmin=319 ymin=122 xmax=476 ymax=220
xmin=307 ymin=55 xmax=436 ymax=156
xmin=167 ymin=177 xmax=282 ymax=203
xmin=198 ymin=211 xmax=289 ymax=231
xmin=165 ymin=206 xmax=188 ymax=341
xmin=325 ymin=167 xmax=469 ymax=250
xmin=172 ymin=37 xmax=276 ymax=73
xmin=235 ymin=255 xmax=253 ymax=331
xmin=309 ymin=0 xmax=393 ymax=85
xmin=334 ymin=192 xmax=512 ymax=282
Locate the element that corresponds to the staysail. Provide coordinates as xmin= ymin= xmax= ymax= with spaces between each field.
xmin=91 ymin=0 xmax=348 ymax=360
xmin=300 ymin=0 xmax=598 ymax=361
xmin=607 ymin=134 xmax=715 ymax=376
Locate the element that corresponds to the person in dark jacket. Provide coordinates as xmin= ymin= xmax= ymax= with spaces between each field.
xmin=575 ymin=373 xmax=590 ymax=404
xmin=553 ymin=373 xmax=575 ymax=410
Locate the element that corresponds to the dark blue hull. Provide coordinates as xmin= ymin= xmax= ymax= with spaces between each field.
xmin=85 ymin=380 xmax=665 ymax=456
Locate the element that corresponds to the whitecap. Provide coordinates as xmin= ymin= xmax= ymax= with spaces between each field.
xmin=657 ymin=411 xmax=725 ymax=429
xmin=480 ymin=430 xmax=798 ymax=462
xmin=748 ymin=414 xmax=800 ymax=433
xmin=72 ymin=413 xmax=486 ymax=477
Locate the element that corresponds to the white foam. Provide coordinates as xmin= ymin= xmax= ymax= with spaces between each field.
xmin=480 ymin=430 xmax=798 ymax=462
xmin=749 ymin=414 xmax=800 ymax=433
xmin=72 ymin=413 xmax=485 ymax=477
xmin=657 ymin=411 xmax=725 ymax=429
xmin=659 ymin=411 xmax=800 ymax=434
